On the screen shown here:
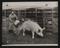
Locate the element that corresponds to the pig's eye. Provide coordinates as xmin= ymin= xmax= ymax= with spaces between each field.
xmin=12 ymin=13 xmax=13 ymax=15
xmin=38 ymin=30 xmax=40 ymax=33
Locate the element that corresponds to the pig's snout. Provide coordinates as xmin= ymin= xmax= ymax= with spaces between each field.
xmin=40 ymin=33 xmax=44 ymax=37
xmin=36 ymin=32 xmax=44 ymax=37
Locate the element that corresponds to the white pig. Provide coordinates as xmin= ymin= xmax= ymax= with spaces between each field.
xmin=18 ymin=20 xmax=45 ymax=39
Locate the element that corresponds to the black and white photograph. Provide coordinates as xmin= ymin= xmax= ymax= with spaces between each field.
xmin=2 ymin=2 xmax=58 ymax=46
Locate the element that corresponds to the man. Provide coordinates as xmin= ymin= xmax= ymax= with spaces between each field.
xmin=8 ymin=11 xmax=18 ymax=34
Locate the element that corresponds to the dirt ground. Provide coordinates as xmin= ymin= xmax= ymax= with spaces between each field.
xmin=2 ymin=17 xmax=58 ymax=44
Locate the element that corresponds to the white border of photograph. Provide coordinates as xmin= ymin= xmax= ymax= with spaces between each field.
xmin=2 ymin=44 xmax=58 ymax=46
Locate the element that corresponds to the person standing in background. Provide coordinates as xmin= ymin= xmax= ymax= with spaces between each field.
xmin=8 ymin=11 xmax=18 ymax=34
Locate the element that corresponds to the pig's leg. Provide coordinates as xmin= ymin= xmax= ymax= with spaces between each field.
xmin=32 ymin=31 xmax=35 ymax=39
xmin=23 ymin=29 xmax=25 ymax=36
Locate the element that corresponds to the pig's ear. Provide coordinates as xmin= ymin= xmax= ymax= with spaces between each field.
xmin=42 ymin=27 xmax=45 ymax=30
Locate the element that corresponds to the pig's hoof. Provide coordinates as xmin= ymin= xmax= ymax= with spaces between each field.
xmin=23 ymin=34 xmax=25 ymax=36
xmin=32 ymin=37 xmax=34 ymax=39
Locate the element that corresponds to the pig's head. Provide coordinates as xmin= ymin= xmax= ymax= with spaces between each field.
xmin=37 ymin=27 xmax=45 ymax=37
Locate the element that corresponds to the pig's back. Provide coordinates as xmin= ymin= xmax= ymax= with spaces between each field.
xmin=21 ymin=20 xmax=33 ymax=31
